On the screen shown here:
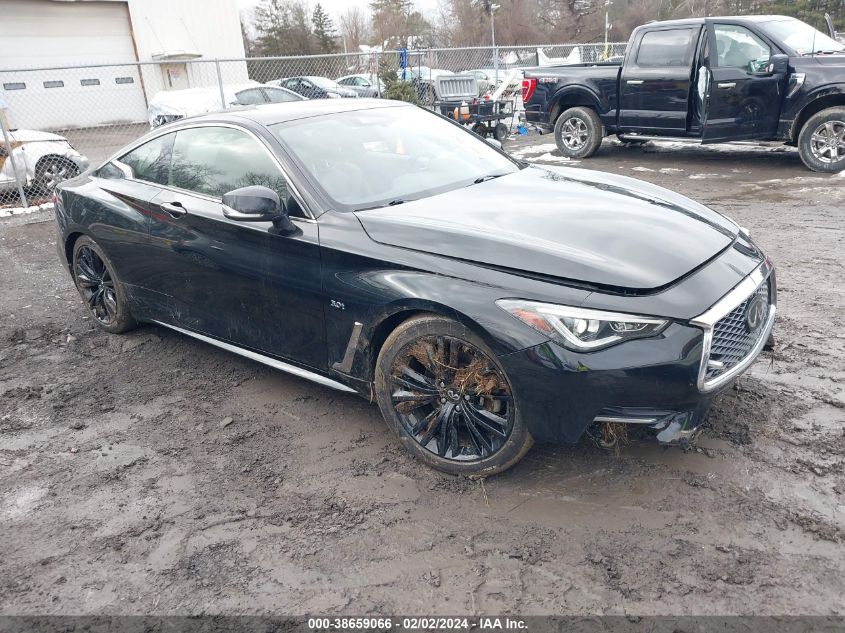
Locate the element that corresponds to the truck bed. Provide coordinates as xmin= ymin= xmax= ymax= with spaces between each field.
xmin=523 ymin=64 xmax=621 ymax=127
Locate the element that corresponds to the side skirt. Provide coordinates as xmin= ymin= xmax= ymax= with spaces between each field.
xmin=151 ymin=320 xmax=357 ymax=394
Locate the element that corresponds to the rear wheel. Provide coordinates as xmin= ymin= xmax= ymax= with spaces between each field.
xmin=375 ymin=315 xmax=533 ymax=476
xmin=554 ymin=106 xmax=603 ymax=159
xmin=72 ymin=236 xmax=136 ymax=334
xmin=494 ymin=122 xmax=509 ymax=142
xmin=798 ymin=107 xmax=845 ymax=173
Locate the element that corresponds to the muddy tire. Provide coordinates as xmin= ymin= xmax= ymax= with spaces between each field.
xmin=375 ymin=315 xmax=533 ymax=476
xmin=72 ymin=236 xmax=136 ymax=334
xmin=797 ymin=107 xmax=845 ymax=173
xmin=494 ymin=122 xmax=509 ymax=142
xmin=554 ymin=106 xmax=603 ymax=159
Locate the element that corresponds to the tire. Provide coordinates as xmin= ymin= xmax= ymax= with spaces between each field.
xmin=797 ymin=107 xmax=845 ymax=173
xmin=36 ymin=157 xmax=79 ymax=195
xmin=494 ymin=122 xmax=509 ymax=142
xmin=554 ymin=106 xmax=604 ymax=159
xmin=375 ymin=315 xmax=533 ymax=476
xmin=72 ymin=236 xmax=136 ymax=334
xmin=471 ymin=122 xmax=488 ymax=137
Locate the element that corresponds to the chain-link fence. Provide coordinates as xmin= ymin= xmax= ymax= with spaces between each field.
xmin=0 ymin=42 xmax=626 ymax=210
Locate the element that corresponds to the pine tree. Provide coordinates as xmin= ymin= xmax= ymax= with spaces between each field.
xmin=312 ymin=3 xmax=339 ymax=53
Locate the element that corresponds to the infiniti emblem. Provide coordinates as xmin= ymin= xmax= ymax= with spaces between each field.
xmin=745 ymin=295 xmax=767 ymax=332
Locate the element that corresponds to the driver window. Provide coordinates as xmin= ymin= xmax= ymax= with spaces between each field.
xmin=169 ymin=126 xmax=305 ymax=217
xmin=714 ymin=25 xmax=771 ymax=72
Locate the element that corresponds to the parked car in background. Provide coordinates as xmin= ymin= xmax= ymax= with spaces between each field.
xmin=271 ymin=76 xmax=358 ymax=99
xmin=1 ymin=129 xmax=88 ymax=197
xmin=522 ymin=15 xmax=845 ymax=172
xmin=148 ymin=82 xmax=305 ymax=128
xmin=337 ymin=74 xmax=385 ymax=97
xmin=55 ymin=99 xmax=775 ymax=476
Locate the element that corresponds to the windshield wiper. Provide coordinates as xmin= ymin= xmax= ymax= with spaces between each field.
xmin=472 ymin=172 xmax=509 ymax=185
xmin=802 ymin=49 xmax=843 ymax=55
xmin=355 ymin=199 xmax=407 ymax=212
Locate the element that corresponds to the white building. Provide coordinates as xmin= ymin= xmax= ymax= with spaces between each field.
xmin=0 ymin=0 xmax=248 ymax=130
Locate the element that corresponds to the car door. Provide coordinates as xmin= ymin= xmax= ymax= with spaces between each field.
xmin=703 ymin=22 xmax=786 ymax=142
xmin=86 ymin=133 xmax=177 ymax=295
xmin=619 ymin=26 xmax=701 ymax=134
xmin=146 ymin=124 xmax=326 ymax=368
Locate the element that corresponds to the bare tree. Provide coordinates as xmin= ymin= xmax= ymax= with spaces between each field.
xmin=339 ymin=5 xmax=371 ymax=52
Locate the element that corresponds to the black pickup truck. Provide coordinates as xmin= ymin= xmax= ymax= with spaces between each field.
xmin=522 ymin=15 xmax=845 ymax=172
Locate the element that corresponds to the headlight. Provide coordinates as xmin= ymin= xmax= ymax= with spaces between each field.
xmin=497 ymin=300 xmax=669 ymax=351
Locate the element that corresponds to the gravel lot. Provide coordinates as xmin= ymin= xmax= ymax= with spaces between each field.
xmin=1 ymin=135 xmax=844 ymax=616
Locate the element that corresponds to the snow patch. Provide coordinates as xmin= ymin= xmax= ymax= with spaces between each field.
xmin=689 ymin=174 xmax=719 ymax=180
xmin=0 ymin=202 xmax=54 ymax=218
xmin=659 ymin=168 xmax=684 ymax=174
xmin=531 ymin=152 xmax=572 ymax=164
xmin=508 ymin=143 xmax=559 ymax=158
xmin=631 ymin=166 xmax=655 ymax=172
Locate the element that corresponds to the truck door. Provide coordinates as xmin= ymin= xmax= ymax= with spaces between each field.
xmin=703 ymin=23 xmax=785 ymax=142
xmin=619 ymin=26 xmax=700 ymax=134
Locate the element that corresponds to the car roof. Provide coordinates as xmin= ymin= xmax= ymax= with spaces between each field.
xmin=639 ymin=14 xmax=796 ymax=28
xmin=184 ymin=99 xmax=411 ymax=127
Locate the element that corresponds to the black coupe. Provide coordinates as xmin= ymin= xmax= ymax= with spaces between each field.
xmin=54 ymin=100 xmax=776 ymax=475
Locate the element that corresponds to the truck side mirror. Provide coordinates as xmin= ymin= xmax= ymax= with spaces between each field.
xmin=766 ymin=54 xmax=789 ymax=75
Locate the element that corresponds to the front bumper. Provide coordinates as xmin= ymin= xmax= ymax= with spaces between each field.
xmin=499 ymin=262 xmax=777 ymax=445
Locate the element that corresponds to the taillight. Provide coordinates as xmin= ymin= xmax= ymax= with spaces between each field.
xmin=521 ymin=77 xmax=537 ymax=103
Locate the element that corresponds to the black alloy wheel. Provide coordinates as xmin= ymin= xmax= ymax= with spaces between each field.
xmin=375 ymin=315 xmax=533 ymax=475
xmin=72 ymin=236 xmax=136 ymax=334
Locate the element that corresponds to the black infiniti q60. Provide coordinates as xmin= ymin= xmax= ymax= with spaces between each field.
xmin=54 ymin=100 xmax=776 ymax=475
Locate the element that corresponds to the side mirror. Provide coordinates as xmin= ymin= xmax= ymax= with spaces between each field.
xmin=222 ymin=185 xmax=283 ymax=222
xmin=766 ymin=54 xmax=789 ymax=75
xmin=222 ymin=185 xmax=297 ymax=234
xmin=486 ymin=138 xmax=503 ymax=149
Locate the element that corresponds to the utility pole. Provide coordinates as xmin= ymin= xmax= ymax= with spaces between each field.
xmin=490 ymin=3 xmax=500 ymax=83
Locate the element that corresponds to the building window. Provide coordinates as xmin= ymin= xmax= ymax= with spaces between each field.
xmin=44 ymin=80 xmax=64 ymax=88
xmin=115 ymin=77 xmax=134 ymax=85
xmin=80 ymin=78 xmax=100 ymax=86
xmin=3 ymin=82 xmax=25 ymax=90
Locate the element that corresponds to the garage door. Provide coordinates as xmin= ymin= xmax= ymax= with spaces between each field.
xmin=0 ymin=0 xmax=148 ymax=130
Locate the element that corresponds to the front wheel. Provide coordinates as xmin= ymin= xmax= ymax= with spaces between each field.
xmin=797 ymin=107 xmax=845 ymax=173
xmin=375 ymin=315 xmax=533 ymax=476
xmin=554 ymin=106 xmax=604 ymax=159
xmin=36 ymin=157 xmax=79 ymax=195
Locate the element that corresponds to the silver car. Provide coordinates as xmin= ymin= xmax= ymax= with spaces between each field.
xmin=1 ymin=129 xmax=89 ymax=196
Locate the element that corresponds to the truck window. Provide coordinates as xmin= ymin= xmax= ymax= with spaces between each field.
xmin=714 ymin=25 xmax=771 ymax=73
xmin=636 ymin=29 xmax=695 ymax=67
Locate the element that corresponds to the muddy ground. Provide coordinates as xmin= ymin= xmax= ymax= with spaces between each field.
xmin=1 ymin=136 xmax=844 ymax=616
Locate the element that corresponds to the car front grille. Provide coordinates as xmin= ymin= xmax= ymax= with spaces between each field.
xmin=705 ymin=278 xmax=771 ymax=382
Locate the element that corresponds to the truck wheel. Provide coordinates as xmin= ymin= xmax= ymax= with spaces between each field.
xmin=554 ymin=107 xmax=603 ymax=159
xmin=798 ymin=107 xmax=845 ymax=173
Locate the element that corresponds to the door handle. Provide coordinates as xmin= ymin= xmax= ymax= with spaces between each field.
xmin=718 ymin=82 xmax=737 ymax=89
xmin=160 ymin=201 xmax=187 ymax=218
xmin=626 ymin=80 xmax=644 ymax=85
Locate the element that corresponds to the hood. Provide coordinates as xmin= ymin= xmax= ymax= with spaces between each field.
xmin=355 ymin=166 xmax=739 ymax=292
xmin=10 ymin=129 xmax=70 ymax=143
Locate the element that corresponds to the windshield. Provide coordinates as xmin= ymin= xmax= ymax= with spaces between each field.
xmin=759 ymin=17 xmax=845 ymax=55
xmin=271 ymin=105 xmax=519 ymax=210
xmin=309 ymin=76 xmax=339 ymax=89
